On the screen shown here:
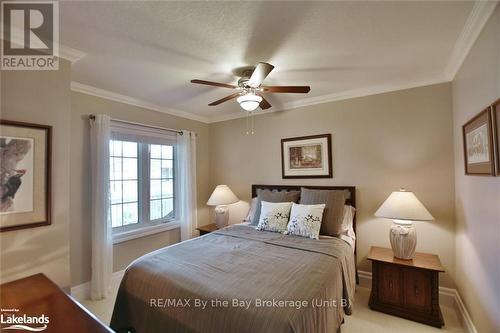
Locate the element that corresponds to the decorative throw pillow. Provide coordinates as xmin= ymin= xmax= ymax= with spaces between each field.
xmin=299 ymin=188 xmax=347 ymax=236
xmin=251 ymin=189 xmax=300 ymax=226
xmin=285 ymin=203 xmax=326 ymax=239
xmin=257 ymin=201 xmax=293 ymax=233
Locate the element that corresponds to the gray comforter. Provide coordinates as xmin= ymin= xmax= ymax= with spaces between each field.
xmin=110 ymin=224 xmax=356 ymax=333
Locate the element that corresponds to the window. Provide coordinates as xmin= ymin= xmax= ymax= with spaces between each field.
xmin=110 ymin=140 xmax=139 ymax=228
xmin=108 ymin=122 xmax=178 ymax=241
xmin=149 ymin=144 xmax=174 ymax=221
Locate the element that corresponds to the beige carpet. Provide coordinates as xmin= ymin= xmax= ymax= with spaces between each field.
xmin=78 ymin=278 xmax=465 ymax=333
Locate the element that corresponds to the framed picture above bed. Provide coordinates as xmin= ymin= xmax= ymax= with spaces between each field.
xmin=281 ymin=134 xmax=332 ymax=178
xmin=462 ymin=107 xmax=495 ymax=176
xmin=0 ymin=120 xmax=52 ymax=232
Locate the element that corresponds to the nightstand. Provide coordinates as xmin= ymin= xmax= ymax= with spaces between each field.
xmin=196 ymin=223 xmax=219 ymax=236
xmin=368 ymin=246 xmax=445 ymax=328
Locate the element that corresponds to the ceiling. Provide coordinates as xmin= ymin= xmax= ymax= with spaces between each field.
xmin=60 ymin=1 xmax=479 ymax=123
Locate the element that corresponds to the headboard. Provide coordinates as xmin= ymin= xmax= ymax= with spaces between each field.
xmin=251 ymin=184 xmax=359 ymax=284
xmin=252 ymin=184 xmax=356 ymax=207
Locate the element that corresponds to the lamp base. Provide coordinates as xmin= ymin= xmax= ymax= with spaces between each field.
xmin=214 ymin=205 xmax=229 ymax=229
xmin=389 ymin=222 xmax=417 ymax=260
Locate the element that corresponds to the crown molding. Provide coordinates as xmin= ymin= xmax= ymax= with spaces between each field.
xmin=208 ymin=76 xmax=449 ymax=123
xmin=60 ymin=45 xmax=86 ymax=63
xmin=71 ymin=82 xmax=210 ymax=123
xmin=6 ymin=26 xmax=86 ymax=63
xmin=71 ymin=77 xmax=448 ymax=125
xmin=444 ymin=0 xmax=498 ymax=81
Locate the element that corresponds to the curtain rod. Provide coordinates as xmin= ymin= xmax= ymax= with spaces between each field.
xmin=89 ymin=114 xmax=184 ymax=135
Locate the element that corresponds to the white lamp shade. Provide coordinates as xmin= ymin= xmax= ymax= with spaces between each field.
xmin=207 ymin=185 xmax=239 ymax=206
xmin=375 ymin=189 xmax=434 ymax=221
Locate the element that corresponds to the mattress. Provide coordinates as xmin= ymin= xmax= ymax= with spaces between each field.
xmin=110 ymin=224 xmax=356 ymax=333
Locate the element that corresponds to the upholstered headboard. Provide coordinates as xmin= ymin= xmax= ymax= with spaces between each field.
xmin=251 ymin=184 xmax=359 ymax=284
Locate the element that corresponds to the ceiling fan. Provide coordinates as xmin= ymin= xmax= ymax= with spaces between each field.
xmin=191 ymin=62 xmax=311 ymax=112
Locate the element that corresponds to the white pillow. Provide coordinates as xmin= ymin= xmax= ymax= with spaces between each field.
xmin=256 ymin=201 xmax=293 ymax=233
xmin=340 ymin=204 xmax=355 ymax=233
xmin=243 ymin=197 xmax=258 ymax=223
xmin=338 ymin=205 xmax=356 ymax=250
xmin=285 ymin=203 xmax=326 ymax=239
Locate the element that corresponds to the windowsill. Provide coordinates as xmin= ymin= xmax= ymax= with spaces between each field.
xmin=112 ymin=221 xmax=180 ymax=244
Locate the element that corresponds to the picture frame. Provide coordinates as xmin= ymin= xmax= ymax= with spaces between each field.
xmin=462 ymin=108 xmax=495 ymax=176
xmin=492 ymin=98 xmax=500 ymax=175
xmin=0 ymin=120 xmax=52 ymax=232
xmin=281 ymin=134 xmax=332 ymax=179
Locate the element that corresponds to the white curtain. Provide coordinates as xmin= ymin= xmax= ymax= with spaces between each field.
xmin=177 ymin=130 xmax=198 ymax=241
xmin=89 ymin=114 xmax=113 ymax=300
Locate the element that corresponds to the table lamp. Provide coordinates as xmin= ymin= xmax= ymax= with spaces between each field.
xmin=375 ymin=189 xmax=434 ymax=260
xmin=207 ymin=185 xmax=239 ymax=228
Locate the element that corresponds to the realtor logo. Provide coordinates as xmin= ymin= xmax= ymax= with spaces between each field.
xmin=1 ymin=308 xmax=49 ymax=331
xmin=1 ymin=1 xmax=59 ymax=70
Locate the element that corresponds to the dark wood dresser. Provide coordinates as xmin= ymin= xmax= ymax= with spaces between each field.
xmin=0 ymin=273 xmax=114 ymax=333
xmin=368 ymin=246 xmax=445 ymax=328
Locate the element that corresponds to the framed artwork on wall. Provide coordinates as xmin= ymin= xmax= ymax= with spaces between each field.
xmin=281 ymin=134 xmax=332 ymax=179
xmin=492 ymin=98 xmax=500 ymax=175
xmin=0 ymin=120 xmax=52 ymax=232
xmin=462 ymin=108 xmax=495 ymax=176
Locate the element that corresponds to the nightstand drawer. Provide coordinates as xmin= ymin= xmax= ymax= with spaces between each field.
xmin=378 ymin=264 xmax=401 ymax=305
xmin=403 ymin=269 xmax=431 ymax=312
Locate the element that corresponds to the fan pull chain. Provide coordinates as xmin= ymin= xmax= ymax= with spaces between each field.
xmin=245 ymin=111 xmax=255 ymax=135
xmin=251 ymin=110 xmax=255 ymax=135
xmin=246 ymin=111 xmax=249 ymax=135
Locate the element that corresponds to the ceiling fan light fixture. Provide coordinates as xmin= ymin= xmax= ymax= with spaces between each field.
xmin=237 ymin=93 xmax=262 ymax=111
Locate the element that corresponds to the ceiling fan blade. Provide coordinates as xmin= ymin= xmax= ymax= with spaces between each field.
xmin=191 ymin=79 xmax=237 ymax=89
xmin=248 ymin=62 xmax=275 ymax=88
xmin=261 ymin=86 xmax=311 ymax=93
xmin=258 ymin=95 xmax=272 ymax=110
xmin=208 ymin=92 xmax=241 ymax=106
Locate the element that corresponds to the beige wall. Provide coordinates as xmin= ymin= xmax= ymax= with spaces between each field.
xmin=209 ymin=83 xmax=457 ymax=288
xmin=70 ymin=91 xmax=210 ymax=286
xmin=0 ymin=60 xmax=72 ymax=287
xmin=452 ymin=5 xmax=500 ymax=333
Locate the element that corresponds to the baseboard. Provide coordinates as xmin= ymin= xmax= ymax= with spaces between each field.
xmin=357 ymin=270 xmax=477 ymax=333
xmin=70 ymin=269 xmax=125 ymax=301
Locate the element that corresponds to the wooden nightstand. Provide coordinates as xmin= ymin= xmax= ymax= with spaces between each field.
xmin=196 ymin=223 xmax=219 ymax=235
xmin=368 ymin=246 xmax=445 ymax=328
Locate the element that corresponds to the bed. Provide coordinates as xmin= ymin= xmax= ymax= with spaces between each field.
xmin=110 ymin=185 xmax=357 ymax=333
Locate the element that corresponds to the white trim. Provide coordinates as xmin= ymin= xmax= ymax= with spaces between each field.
xmin=112 ymin=222 xmax=180 ymax=244
xmin=357 ymin=270 xmax=477 ymax=333
xmin=358 ymin=269 xmax=373 ymax=288
xmin=444 ymin=0 xmax=498 ymax=80
xmin=70 ymin=269 xmax=125 ymax=301
xmin=72 ymin=76 xmax=448 ymax=124
xmin=71 ymin=82 xmax=210 ymax=123
xmin=209 ymin=76 xmax=449 ymax=123
xmin=6 ymin=26 xmax=86 ymax=63
xmin=453 ymin=287 xmax=479 ymax=333
xmin=59 ymin=45 xmax=86 ymax=63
